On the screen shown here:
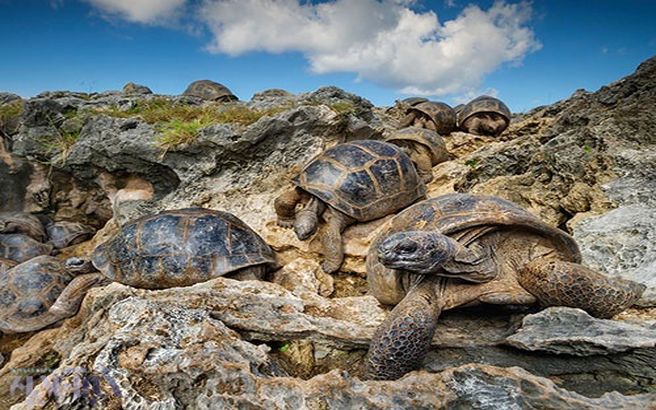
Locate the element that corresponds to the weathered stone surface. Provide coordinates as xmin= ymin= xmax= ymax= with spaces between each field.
xmin=506 ymin=307 xmax=656 ymax=355
xmin=3 ymin=281 xmax=654 ymax=409
xmin=575 ymin=205 xmax=656 ymax=306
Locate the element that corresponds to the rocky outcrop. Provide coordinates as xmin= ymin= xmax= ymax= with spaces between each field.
xmin=1 ymin=58 xmax=655 ymax=408
xmin=506 ymin=307 xmax=656 ymax=355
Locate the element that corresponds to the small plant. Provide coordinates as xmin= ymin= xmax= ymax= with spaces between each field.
xmin=278 ymin=343 xmax=290 ymax=353
xmin=582 ymin=145 xmax=592 ymax=153
xmin=40 ymin=130 xmax=80 ymax=165
xmin=464 ymin=158 xmax=480 ymax=168
xmin=329 ymin=101 xmax=356 ymax=115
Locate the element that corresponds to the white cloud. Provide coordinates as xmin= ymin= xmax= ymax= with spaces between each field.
xmin=198 ymin=0 xmax=541 ymax=96
xmin=84 ymin=0 xmax=187 ymax=24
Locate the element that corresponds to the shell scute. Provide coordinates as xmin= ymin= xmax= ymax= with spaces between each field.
xmin=92 ymin=208 xmax=275 ymax=288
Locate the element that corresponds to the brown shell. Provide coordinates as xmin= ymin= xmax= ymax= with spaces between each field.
xmin=183 ymin=80 xmax=237 ymax=102
xmin=0 ymin=212 xmax=47 ymax=242
xmin=0 ymin=234 xmax=53 ymax=263
xmin=293 ymin=140 xmax=426 ymax=222
xmin=408 ymin=102 xmax=457 ymax=135
xmin=458 ymin=95 xmax=511 ymax=125
xmin=367 ymin=193 xmax=580 ymax=304
xmin=385 ymin=127 xmax=449 ymax=166
xmin=92 ymin=208 xmax=275 ymax=289
xmin=46 ymin=221 xmax=96 ymax=249
xmin=0 ymin=258 xmax=17 ymax=274
xmin=0 ymin=256 xmax=76 ymax=327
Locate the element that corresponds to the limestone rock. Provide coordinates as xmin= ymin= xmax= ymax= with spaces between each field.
xmin=506 ymin=307 xmax=656 ymax=355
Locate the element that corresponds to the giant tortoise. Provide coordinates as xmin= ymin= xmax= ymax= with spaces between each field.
xmin=0 ymin=208 xmax=276 ymax=333
xmin=274 ymin=140 xmax=426 ymax=273
xmin=385 ymin=127 xmax=449 ymax=183
xmin=458 ymin=95 xmax=511 ymax=136
xmin=399 ymin=101 xmax=457 ymax=135
xmin=364 ymin=193 xmax=645 ymax=380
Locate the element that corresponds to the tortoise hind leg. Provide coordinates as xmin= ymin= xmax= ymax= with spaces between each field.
xmin=519 ymin=259 xmax=646 ymax=319
xmin=365 ymin=276 xmax=445 ymax=380
xmin=0 ymin=273 xmax=110 ymax=334
xmin=319 ymin=208 xmax=353 ymax=273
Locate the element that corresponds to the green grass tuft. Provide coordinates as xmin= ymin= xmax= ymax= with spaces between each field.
xmin=93 ymin=98 xmax=288 ymax=149
xmin=0 ymin=100 xmax=23 ymax=130
xmin=328 ymin=101 xmax=356 ymax=115
xmin=40 ymin=131 xmax=80 ymax=165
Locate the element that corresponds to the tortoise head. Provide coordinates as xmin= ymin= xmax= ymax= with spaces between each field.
xmin=377 ymin=231 xmax=459 ymax=273
xmin=463 ymin=113 xmax=508 ymax=136
xmin=64 ymin=257 xmax=96 ymax=274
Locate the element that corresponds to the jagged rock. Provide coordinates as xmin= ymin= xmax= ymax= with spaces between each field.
xmin=2 ymin=279 xmax=654 ymax=409
xmin=121 ymin=82 xmax=152 ymax=95
xmin=575 ymin=205 xmax=656 ymax=306
xmin=506 ymin=307 xmax=656 ymax=355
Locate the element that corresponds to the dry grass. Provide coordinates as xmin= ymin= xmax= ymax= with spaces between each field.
xmin=94 ymin=98 xmax=287 ymax=148
xmin=0 ymin=100 xmax=23 ymax=130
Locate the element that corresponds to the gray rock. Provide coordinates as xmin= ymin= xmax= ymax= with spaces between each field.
xmin=575 ymin=205 xmax=656 ymax=306
xmin=506 ymin=307 xmax=656 ymax=355
xmin=6 ymin=282 xmax=655 ymax=409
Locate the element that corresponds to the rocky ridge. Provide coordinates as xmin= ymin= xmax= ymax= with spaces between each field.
xmin=0 ymin=58 xmax=655 ymax=408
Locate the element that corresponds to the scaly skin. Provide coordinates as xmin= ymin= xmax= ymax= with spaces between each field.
xmin=320 ymin=208 xmax=354 ymax=273
xmin=274 ymin=188 xmax=305 ymax=228
xmin=365 ymin=276 xmax=445 ymax=380
xmin=520 ymin=258 xmax=646 ymax=319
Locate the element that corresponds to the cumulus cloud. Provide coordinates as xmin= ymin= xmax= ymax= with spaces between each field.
xmin=198 ymin=0 xmax=541 ymax=96
xmin=84 ymin=0 xmax=187 ymax=24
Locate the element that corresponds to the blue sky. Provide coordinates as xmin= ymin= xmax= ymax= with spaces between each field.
xmin=0 ymin=0 xmax=655 ymax=112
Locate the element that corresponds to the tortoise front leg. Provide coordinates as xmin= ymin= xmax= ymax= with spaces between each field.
xmin=519 ymin=259 xmax=645 ymax=319
xmin=0 ymin=273 xmax=109 ymax=334
xmin=274 ymin=188 xmax=305 ymax=228
xmin=411 ymin=149 xmax=434 ymax=184
xmin=320 ymin=208 xmax=354 ymax=273
xmin=398 ymin=111 xmax=416 ymax=128
xmin=365 ymin=276 xmax=446 ymax=380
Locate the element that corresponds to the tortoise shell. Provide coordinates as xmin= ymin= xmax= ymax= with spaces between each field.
xmin=293 ymin=140 xmax=426 ymax=222
xmin=0 ymin=234 xmax=53 ymax=263
xmin=458 ymin=96 xmax=511 ymax=126
xmin=91 ymin=208 xmax=276 ymax=289
xmin=0 ymin=212 xmax=47 ymax=242
xmin=400 ymin=97 xmax=429 ymax=107
xmin=0 ymin=256 xmax=76 ymax=327
xmin=367 ymin=193 xmax=581 ymax=305
xmin=46 ymin=221 xmax=96 ymax=249
xmin=183 ymin=80 xmax=237 ymax=102
xmin=0 ymin=258 xmax=17 ymax=274
xmin=408 ymin=102 xmax=457 ymax=135
xmin=385 ymin=127 xmax=449 ymax=166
